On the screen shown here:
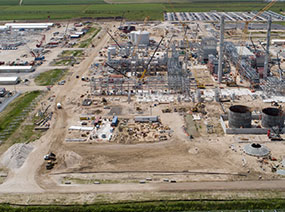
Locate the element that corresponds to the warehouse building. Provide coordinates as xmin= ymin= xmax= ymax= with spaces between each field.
xmin=0 ymin=66 xmax=35 ymax=73
xmin=0 ymin=77 xmax=21 ymax=85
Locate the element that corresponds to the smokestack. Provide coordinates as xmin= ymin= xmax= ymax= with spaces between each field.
xmin=264 ymin=15 xmax=272 ymax=79
xmin=218 ymin=15 xmax=224 ymax=83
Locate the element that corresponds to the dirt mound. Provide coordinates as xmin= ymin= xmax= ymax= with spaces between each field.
xmin=1 ymin=143 xmax=34 ymax=170
xmin=63 ymin=151 xmax=82 ymax=169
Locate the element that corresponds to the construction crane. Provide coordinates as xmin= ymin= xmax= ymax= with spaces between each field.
xmin=232 ymin=0 xmax=277 ymax=87
xmin=36 ymin=35 xmax=45 ymax=48
xmin=140 ymin=36 xmax=164 ymax=80
xmin=106 ymin=30 xmax=121 ymax=48
xmin=25 ymin=45 xmax=44 ymax=61
xmin=63 ymin=21 xmax=69 ymax=41
xmin=105 ymin=62 xmax=129 ymax=78
xmin=243 ymin=0 xmax=277 ymax=34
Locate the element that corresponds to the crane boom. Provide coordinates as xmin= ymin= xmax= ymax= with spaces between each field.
xmin=243 ymin=0 xmax=277 ymax=34
xmin=105 ymin=62 xmax=129 ymax=78
xmin=140 ymin=36 xmax=164 ymax=80
xmin=106 ymin=30 xmax=121 ymax=48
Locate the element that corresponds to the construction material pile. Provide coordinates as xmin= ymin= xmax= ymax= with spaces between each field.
xmin=1 ymin=143 xmax=33 ymax=170
xmin=114 ymin=122 xmax=172 ymax=144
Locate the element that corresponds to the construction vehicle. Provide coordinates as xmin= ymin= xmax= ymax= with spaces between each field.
xmin=192 ymin=102 xmax=206 ymax=114
xmin=267 ymin=127 xmax=283 ymax=141
xmin=162 ymin=108 xmax=172 ymax=113
xmin=44 ymin=152 xmax=56 ymax=170
xmin=44 ymin=152 xmax=56 ymax=160
xmin=25 ymin=45 xmax=45 ymax=61
xmin=36 ymin=35 xmax=46 ymax=48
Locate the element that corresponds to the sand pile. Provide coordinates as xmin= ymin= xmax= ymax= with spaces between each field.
xmin=1 ymin=143 xmax=34 ymax=170
xmin=64 ymin=151 xmax=82 ymax=168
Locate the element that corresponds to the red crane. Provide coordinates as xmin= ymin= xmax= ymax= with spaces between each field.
xmin=36 ymin=35 xmax=46 ymax=48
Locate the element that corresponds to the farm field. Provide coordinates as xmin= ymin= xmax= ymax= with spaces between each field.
xmin=0 ymin=1 xmax=284 ymax=20
xmin=22 ymin=0 xmax=106 ymax=5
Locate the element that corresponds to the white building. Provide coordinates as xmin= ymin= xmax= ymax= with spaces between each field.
xmin=0 ymin=66 xmax=34 ymax=73
xmin=0 ymin=77 xmax=21 ymax=85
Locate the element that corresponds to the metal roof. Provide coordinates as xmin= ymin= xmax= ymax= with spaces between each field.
xmin=0 ymin=66 xmax=33 ymax=70
xmin=0 ymin=77 xmax=20 ymax=82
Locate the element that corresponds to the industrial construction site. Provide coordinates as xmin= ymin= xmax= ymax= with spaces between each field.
xmin=1 ymin=6 xmax=285 ymax=205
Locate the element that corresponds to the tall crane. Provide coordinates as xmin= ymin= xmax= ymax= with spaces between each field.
xmin=140 ymin=36 xmax=164 ymax=80
xmin=243 ymin=0 xmax=277 ymax=34
xmin=232 ymin=0 xmax=277 ymax=86
xmin=106 ymin=30 xmax=121 ymax=48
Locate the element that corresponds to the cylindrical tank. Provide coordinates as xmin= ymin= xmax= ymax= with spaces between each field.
xmin=107 ymin=47 xmax=116 ymax=55
xmin=228 ymin=105 xmax=252 ymax=128
xmin=130 ymin=31 xmax=136 ymax=43
xmin=134 ymin=31 xmax=149 ymax=45
xmin=261 ymin=107 xmax=284 ymax=128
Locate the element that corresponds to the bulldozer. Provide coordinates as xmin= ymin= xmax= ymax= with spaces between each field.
xmin=191 ymin=103 xmax=206 ymax=114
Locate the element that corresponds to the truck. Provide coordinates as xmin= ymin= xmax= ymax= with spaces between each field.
xmin=57 ymin=103 xmax=62 ymax=109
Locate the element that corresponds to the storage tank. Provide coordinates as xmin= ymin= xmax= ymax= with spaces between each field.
xmin=134 ymin=31 xmax=149 ymax=45
xmin=107 ymin=47 xmax=116 ymax=55
xmin=261 ymin=107 xmax=284 ymax=128
xmin=228 ymin=105 xmax=252 ymax=128
xmin=130 ymin=31 xmax=136 ymax=43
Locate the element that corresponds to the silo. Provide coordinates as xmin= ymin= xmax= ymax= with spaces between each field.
xmin=130 ymin=31 xmax=136 ymax=43
xmin=261 ymin=107 xmax=284 ymax=128
xmin=140 ymin=31 xmax=149 ymax=45
xmin=228 ymin=105 xmax=252 ymax=128
xmin=134 ymin=31 xmax=149 ymax=45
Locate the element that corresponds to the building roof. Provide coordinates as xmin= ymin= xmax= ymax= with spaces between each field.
xmin=0 ymin=77 xmax=20 ymax=82
xmin=0 ymin=66 xmax=33 ymax=70
xmin=5 ymin=23 xmax=53 ymax=27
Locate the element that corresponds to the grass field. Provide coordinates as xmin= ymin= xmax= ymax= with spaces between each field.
xmin=78 ymin=27 xmax=101 ymax=48
xmin=1 ymin=199 xmax=285 ymax=211
xmin=22 ymin=0 xmax=106 ymax=5
xmin=35 ymin=69 xmax=68 ymax=86
xmin=0 ymin=1 xmax=284 ymax=21
xmin=0 ymin=91 xmax=41 ymax=140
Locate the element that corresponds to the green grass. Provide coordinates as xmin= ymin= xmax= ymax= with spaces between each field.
xmin=78 ymin=28 xmax=101 ymax=48
xmin=0 ymin=0 xmax=19 ymax=5
xmin=2 ymin=199 xmax=285 ymax=211
xmin=61 ymin=50 xmax=84 ymax=57
xmin=0 ymin=2 xmax=284 ymax=21
xmin=0 ymin=91 xmax=41 ymax=140
xmin=22 ymin=0 xmax=106 ymax=5
xmin=35 ymin=69 xmax=68 ymax=86
xmin=8 ymin=122 xmax=43 ymax=145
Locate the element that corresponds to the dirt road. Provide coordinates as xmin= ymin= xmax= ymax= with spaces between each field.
xmin=0 ymin=23 xmax=112 ymax=194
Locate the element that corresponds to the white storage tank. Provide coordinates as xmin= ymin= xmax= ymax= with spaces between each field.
xmin=134 ymin=31 xmax=149 ymax=45
xmin=130 ymin=31 xmax=136 ymax=43
xmin=108 ymin=46 xmax=116 ymax=55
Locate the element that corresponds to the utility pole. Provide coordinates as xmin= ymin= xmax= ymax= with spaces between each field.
xmin=218 ymin=15 xmax=224 ymax=83
xmin=264 ymin=15 xmax=272 ymax=80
